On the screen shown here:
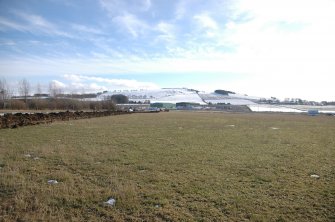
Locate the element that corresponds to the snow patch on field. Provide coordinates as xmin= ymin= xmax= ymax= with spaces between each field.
xmin=248 ymin=105 xmax=335 ymax=114
xmin=248 ymin=105 xmax=304 ymax=113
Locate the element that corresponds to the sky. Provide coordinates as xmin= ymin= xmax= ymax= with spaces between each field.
xmin=0 ymin=0 xmax=334 ymax=101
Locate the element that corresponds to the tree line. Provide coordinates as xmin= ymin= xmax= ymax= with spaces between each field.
xmin=0 ymin=78 xmax=116 ymax=111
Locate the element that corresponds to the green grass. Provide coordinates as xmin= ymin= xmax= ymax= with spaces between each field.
xmin=0 ymin=112 xmax=334 ymax=221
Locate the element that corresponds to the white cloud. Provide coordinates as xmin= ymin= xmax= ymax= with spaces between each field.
xmin=175 ymin=0 xmax=192 ymax=20
xmin=1 ymin=11 xmax=74 ymax=38
xmin=195 ymin=0 xmax=335 ymax=101
xmin=63 ymin=74 xmax=83 ymax=82
xmin=155 ymin=21 xmax=175 ymax=43
xmin=15 ymin=11 xmax=58 ymax=33
xmin=0 ymin=39 xmax=16 ymax=46
xmin=99 ymin=0 xmax=124 ymax=16
xmin=194 ymin=13 xmax=218 ymax=30
xmin=88 ymin=83 xmax=108 ymax=91
xmin=1 ymin=13 xmax=105 ymax=50
xmin=2 ymin=0 xmax=335 ymax=101
xmin=142 ymin=0 xmax=151 ymax=11
xmin=62 ymin=81 xmax=107 ymax=94
xmin=50 ymin=74 xmax=160 ymax=93
xmin=113 ymin=13 xmax=149 ymax=38
xmin=63 ymin=74 xmax=159 ymax=91
xmin=83 ymin=76 xmax=159 ymax=90
xmin=99 ymin=0 xmax=152 ymax=17
xmin=71 ymin=24 xmax=104 ymax=35
xmin=0 ymin=16 xmax=27 ymax=32
xmin=233 ymin=0 xmax=335 ymax=24
xmin=51 ymin=80 xmax=66 ymax=88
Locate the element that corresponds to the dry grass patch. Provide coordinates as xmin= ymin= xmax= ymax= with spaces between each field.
xmin=0 ymin=112 xmax=334 ymax=221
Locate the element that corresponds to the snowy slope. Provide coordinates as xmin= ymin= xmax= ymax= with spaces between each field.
xmin=151 ymin=93 xmax=205 ymax=104
xmin=199 ymin=92 xmax=260 ymax=105
xmin=205 ymin=99 xmax=256 ymax=105
xmin=96 ymin=88 xmax=262 ymax=105
xmin=97 ymin=88 xmax=206 ymax=104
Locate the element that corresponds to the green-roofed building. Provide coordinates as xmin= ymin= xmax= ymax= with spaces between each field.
xmin=150 ymin=103 xmax=176 ymax=109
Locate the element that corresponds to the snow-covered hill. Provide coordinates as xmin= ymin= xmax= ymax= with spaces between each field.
xmin=93 ymin=88 xmax=335 ymax=113
xmin=97 ymin=88 xmax=205 ymax=104
xmin=199 ymin=92 xmax=259 ymax=105
xmin=97 ymin=88 xmax=261 ymax=105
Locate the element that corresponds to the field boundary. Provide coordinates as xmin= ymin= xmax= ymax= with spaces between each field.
xmin=0 ymin=110 xmax=132 ymax=129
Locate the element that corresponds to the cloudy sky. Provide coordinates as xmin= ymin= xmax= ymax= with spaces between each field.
xmin=0 ymin=0 xmax=334 ymax=101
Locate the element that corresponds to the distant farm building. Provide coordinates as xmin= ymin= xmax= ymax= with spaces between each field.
xmin=308 ymin=109 xmax=319 ymax=116
xmin=150 ymin=103 xmax=176 ymax=109
xmin=176 ymin=102 xmax=202 ymax=110
xmin=116 ymin=104 xmax=150 ymax=111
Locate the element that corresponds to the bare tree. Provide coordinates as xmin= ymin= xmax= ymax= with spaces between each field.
xmin=36 ymin=83 xmax=42 ymax=96
xmin=0 ymin=78 xmax=9 ymax=109
xmin=32 ymin=83 xmax=43 ymax=110
xmin=19 ymin=78 xmax=30 ymax=104
xmin=49 ymin=81 xmax=57 ymax=98
xmin=49 ymin=81 xmax=63 ymax=98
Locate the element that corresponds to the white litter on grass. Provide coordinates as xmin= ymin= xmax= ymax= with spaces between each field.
xmin=155 ymin=204 xmax=161 ymax=208
xmin=271 ymin=127 xmax=279 ymax=130
xmin=104 ymin=198 xmax=116 ymax=206
xmin=226 ymin=125 xmax=235 ymax=127
xmin=48 ymin=180 xmax=59 ymax=184
xmin=310 ymin=174 xmax=320 ymax=179
xmin=24 ymin=154 xmax=32 ymax=158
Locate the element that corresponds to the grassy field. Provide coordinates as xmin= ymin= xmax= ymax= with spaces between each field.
xmin=0 ymin=111 xmax=334 ymax=221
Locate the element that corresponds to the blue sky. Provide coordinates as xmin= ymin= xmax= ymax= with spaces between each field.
xmin=0 ymin=0 xmax=335 ymax=101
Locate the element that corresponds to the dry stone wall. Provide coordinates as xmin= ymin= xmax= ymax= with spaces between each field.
xmin=0 ymin=111 xmax=130 ymax=129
